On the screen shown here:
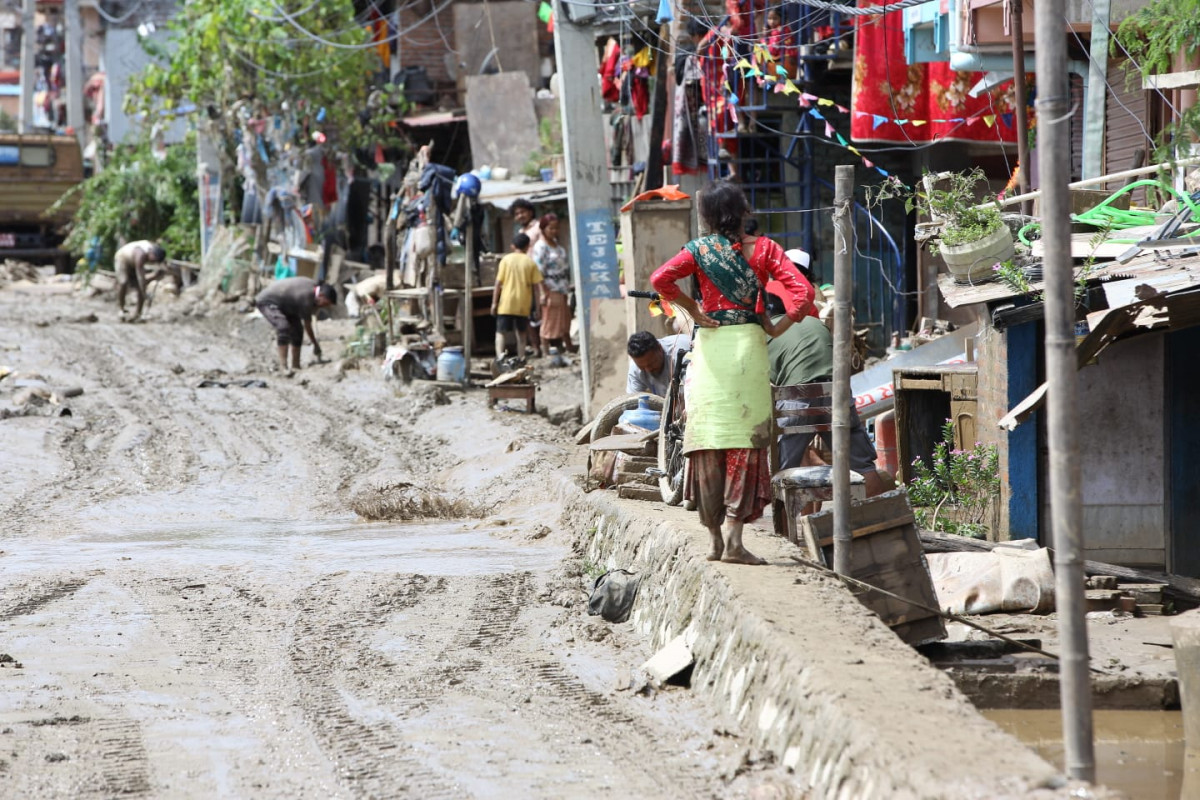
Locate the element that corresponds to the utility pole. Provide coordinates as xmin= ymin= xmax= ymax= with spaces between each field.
xmin=831 ymin=165 xmax=853 ymax=576
xmin=1036 ymin=0 xmax=1095 ymax=782
xmin=1008 ymin=0 xmax=1031 ymax=215
xmin=1082 ymin=0 xmax=1111 ymax=180
xmin=553 ymin=0 xmax=621 ymax=419
xmin=19 ymin=0 xmax=35 ymax=133
xmin=65 ymin=0 xmax=84 ymax=144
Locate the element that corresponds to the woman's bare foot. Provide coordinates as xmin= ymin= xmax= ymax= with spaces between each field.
xmin=707 ymin=527 xmax=725 ymax=561
xmin=721 ymin=518 xmax=766 ymax=565
xmin=721 ymin=546 xmax=767 ymax=565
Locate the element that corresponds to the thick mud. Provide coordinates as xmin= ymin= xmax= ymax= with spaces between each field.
xmin=0 ymin=282 xmax=769 ymax=798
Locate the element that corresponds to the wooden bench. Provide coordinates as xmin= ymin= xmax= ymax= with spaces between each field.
xmin=488 ymin=383 xmax=536 ymax=413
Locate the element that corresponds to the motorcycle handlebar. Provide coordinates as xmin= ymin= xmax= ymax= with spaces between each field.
xmin=627 ymin=290 xmax=659 ymax=300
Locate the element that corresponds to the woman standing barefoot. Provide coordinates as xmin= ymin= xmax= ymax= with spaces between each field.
xmin=651 ymin=181 xmax=815 ymax=564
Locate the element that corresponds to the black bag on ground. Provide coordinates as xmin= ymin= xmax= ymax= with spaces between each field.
xmin=587 ymin=570 xmax=641 ymax=623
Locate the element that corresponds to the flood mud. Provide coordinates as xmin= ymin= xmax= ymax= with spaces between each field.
xmin=0 ymin=285 xmax=772 ymax=798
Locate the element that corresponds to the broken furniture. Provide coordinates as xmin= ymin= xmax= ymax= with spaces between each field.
xmin=799 ymin=490 xmax=946 ymax=646
xmin=770 ymin=381 xmax=866 ymax=539
xmin=892 ymin=364 xmax=979 ymax=483
xmin=485 ymin=367 xmax=536 ymax=413
xmin=586 ymin=428 xmax=660 ymax=498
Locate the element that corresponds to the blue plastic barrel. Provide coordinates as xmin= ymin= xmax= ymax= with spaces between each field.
xmin=436 ymin=347 xmax=466 ymax=382
xmin=618 ymin=396 xmax=661 ymax=431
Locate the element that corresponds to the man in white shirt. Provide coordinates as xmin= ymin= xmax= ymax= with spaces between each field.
xmin=626 ymin=331 xmax=691 ymax=397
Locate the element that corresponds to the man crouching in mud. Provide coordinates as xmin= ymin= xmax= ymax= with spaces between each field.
xmin=255 ymin=276 xmax=337 ymax=377
xmin=114 ymin=240 xmax=169 ymax=322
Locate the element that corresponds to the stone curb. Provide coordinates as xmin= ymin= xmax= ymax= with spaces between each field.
xmin=559 ymin=486 xmax=1086 ymax=799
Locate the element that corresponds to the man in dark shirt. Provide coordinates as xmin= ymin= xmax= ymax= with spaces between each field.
xmin=766 ymin=293 xmax=884 ymax=497
xmin=255 ymin=277 xmax=337 ymax=376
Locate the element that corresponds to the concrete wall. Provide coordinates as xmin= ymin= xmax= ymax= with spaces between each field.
xmin=104 ymin=28 xmax=187 ymax=144
xmin=1071 ymin=333 xmax=1166 ymax=567
xmin=619 ymin=198 xmax=692 ymax=341
xmin=587 ymin=297 xmax=629 ymax=411
xmin=452 ymin=2 xmax=540 ymax=92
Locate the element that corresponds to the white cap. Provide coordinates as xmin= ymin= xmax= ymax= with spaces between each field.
xmin=785 ymin=248 xmax=811 ymax=269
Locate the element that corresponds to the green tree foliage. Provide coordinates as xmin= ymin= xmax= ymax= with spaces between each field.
xmin=128 ymin=0 xmax=401 ymax=162
xmin=1114 ymin=0 xmax=1200 ymax=160
xmin=53 ymin=137 xmax=200 ymax=264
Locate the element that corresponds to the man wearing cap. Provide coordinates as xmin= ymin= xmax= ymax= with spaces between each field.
xmin=783 ymin=248 xmax=826 ymax=315
xmin=255 ymin=276 xmax=338 ymax=377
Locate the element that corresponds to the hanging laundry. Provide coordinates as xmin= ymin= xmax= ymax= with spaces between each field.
xmin=850 ymin=0 xmax=1018 ymax=144
xmin=671 ymin=44 xmax=705 ymax=176
xmin=600 ymin=38 xmax=621 ymax=104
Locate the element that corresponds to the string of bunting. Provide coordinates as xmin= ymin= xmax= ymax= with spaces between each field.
xmin=720 ymin=50 xmax=1017 ymax=177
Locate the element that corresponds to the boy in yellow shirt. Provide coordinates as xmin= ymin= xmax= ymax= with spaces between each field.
xmin=491 ymin=233 xmax=545 ymax=359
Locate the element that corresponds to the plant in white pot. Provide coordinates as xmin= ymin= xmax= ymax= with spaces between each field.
xmin=872 ymin=168 xmax=1013 ymax=284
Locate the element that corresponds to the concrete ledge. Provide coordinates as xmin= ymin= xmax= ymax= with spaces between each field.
xmin=563 ymin=489 xmax=1066 ymax=798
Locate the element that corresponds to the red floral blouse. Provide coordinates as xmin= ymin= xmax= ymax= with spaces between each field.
xmin=651 ymin=236 xmax=816 ymax=322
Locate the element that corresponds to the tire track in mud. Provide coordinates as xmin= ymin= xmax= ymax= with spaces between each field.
xmin=288 ymin=573 xmax=465 ymax=799
xmin=437 ymin=571 xmax=534 ymax=676
xmin=74 ymin=718 xmax=152 ymax=798
xmin=0 ymin=578 xmax=89 ymax=621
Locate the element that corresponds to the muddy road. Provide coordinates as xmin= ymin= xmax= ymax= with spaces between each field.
xmin=0 ymin=283 xmax=758 ymax=798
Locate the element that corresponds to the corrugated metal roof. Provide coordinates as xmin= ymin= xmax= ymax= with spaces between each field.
xmin=938 ymin=248 xmax=1200 ymax=309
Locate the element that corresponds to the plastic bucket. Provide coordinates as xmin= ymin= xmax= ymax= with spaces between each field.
xmin=436 ymin=347 xmax=466 ymax=382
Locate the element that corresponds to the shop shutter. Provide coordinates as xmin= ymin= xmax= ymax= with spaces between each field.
xmin=1105 ymin=59 xmax=1152 ymax=204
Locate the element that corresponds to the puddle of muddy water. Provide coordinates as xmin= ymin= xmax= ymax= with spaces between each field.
xmin=2 ymin=518 xmax=561 ymax=578
xmin=985 ymin=709 xmax=1199 ymax=799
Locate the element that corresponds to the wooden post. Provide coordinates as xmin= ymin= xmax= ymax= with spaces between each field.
xmin=1036 ymin=0 xmax=1095 ymax=780
xmin=832 ymin=165 xmax=854 ymax=576
xmin=385 ymin=216 xmax=396 ymax=292
xmin=463 ymin=210 xmax=475 ymax=386
xmin=643 ymin=24 xmax=670 ymax=192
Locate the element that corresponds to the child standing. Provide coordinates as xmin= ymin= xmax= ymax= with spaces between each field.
xmin=491 ymin=233 xmax=544 ymax=361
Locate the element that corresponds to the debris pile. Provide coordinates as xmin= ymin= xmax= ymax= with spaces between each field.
xmin=0 ymin=259 xmax=40 ymax=288
xmin=582 ymin=394 xmax=664 ymax=501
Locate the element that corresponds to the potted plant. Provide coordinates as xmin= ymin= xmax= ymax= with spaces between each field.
xmin=872 ymin=168 xmax=1013 ymax=284
xmin=522 ymin=117 xmax=564 ymax=182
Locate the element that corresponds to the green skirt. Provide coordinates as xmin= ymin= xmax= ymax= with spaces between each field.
xmin=682 ymin=324 xmax=772 ymax=454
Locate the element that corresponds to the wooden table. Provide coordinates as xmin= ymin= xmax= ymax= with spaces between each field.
xmin=487 ymin=383 xmax=537 ymax=413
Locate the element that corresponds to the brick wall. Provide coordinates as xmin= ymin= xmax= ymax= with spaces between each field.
xmin=396 ymin=1 xmax=457 ymax=86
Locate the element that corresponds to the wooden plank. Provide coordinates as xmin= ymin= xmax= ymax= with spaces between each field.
xmin=1142 ymin=69 xmax=1200 ymax=91
xmin=816 ymin=515 xmax=917 ymax=547
xmin=588 ymin=432 xmax=656 ymax=455
xmin=485 ymin=367 xmax=532 ymax=387
xmin=895 ymin=378 xmax=943 ymax=391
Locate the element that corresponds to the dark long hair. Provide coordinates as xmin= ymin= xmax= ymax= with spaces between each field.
xmin=698 ymin=180 xmax=749 ymax=241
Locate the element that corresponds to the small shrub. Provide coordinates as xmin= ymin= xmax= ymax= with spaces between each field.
xmin=908 ymin=420 xmax=1000 ymax=539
